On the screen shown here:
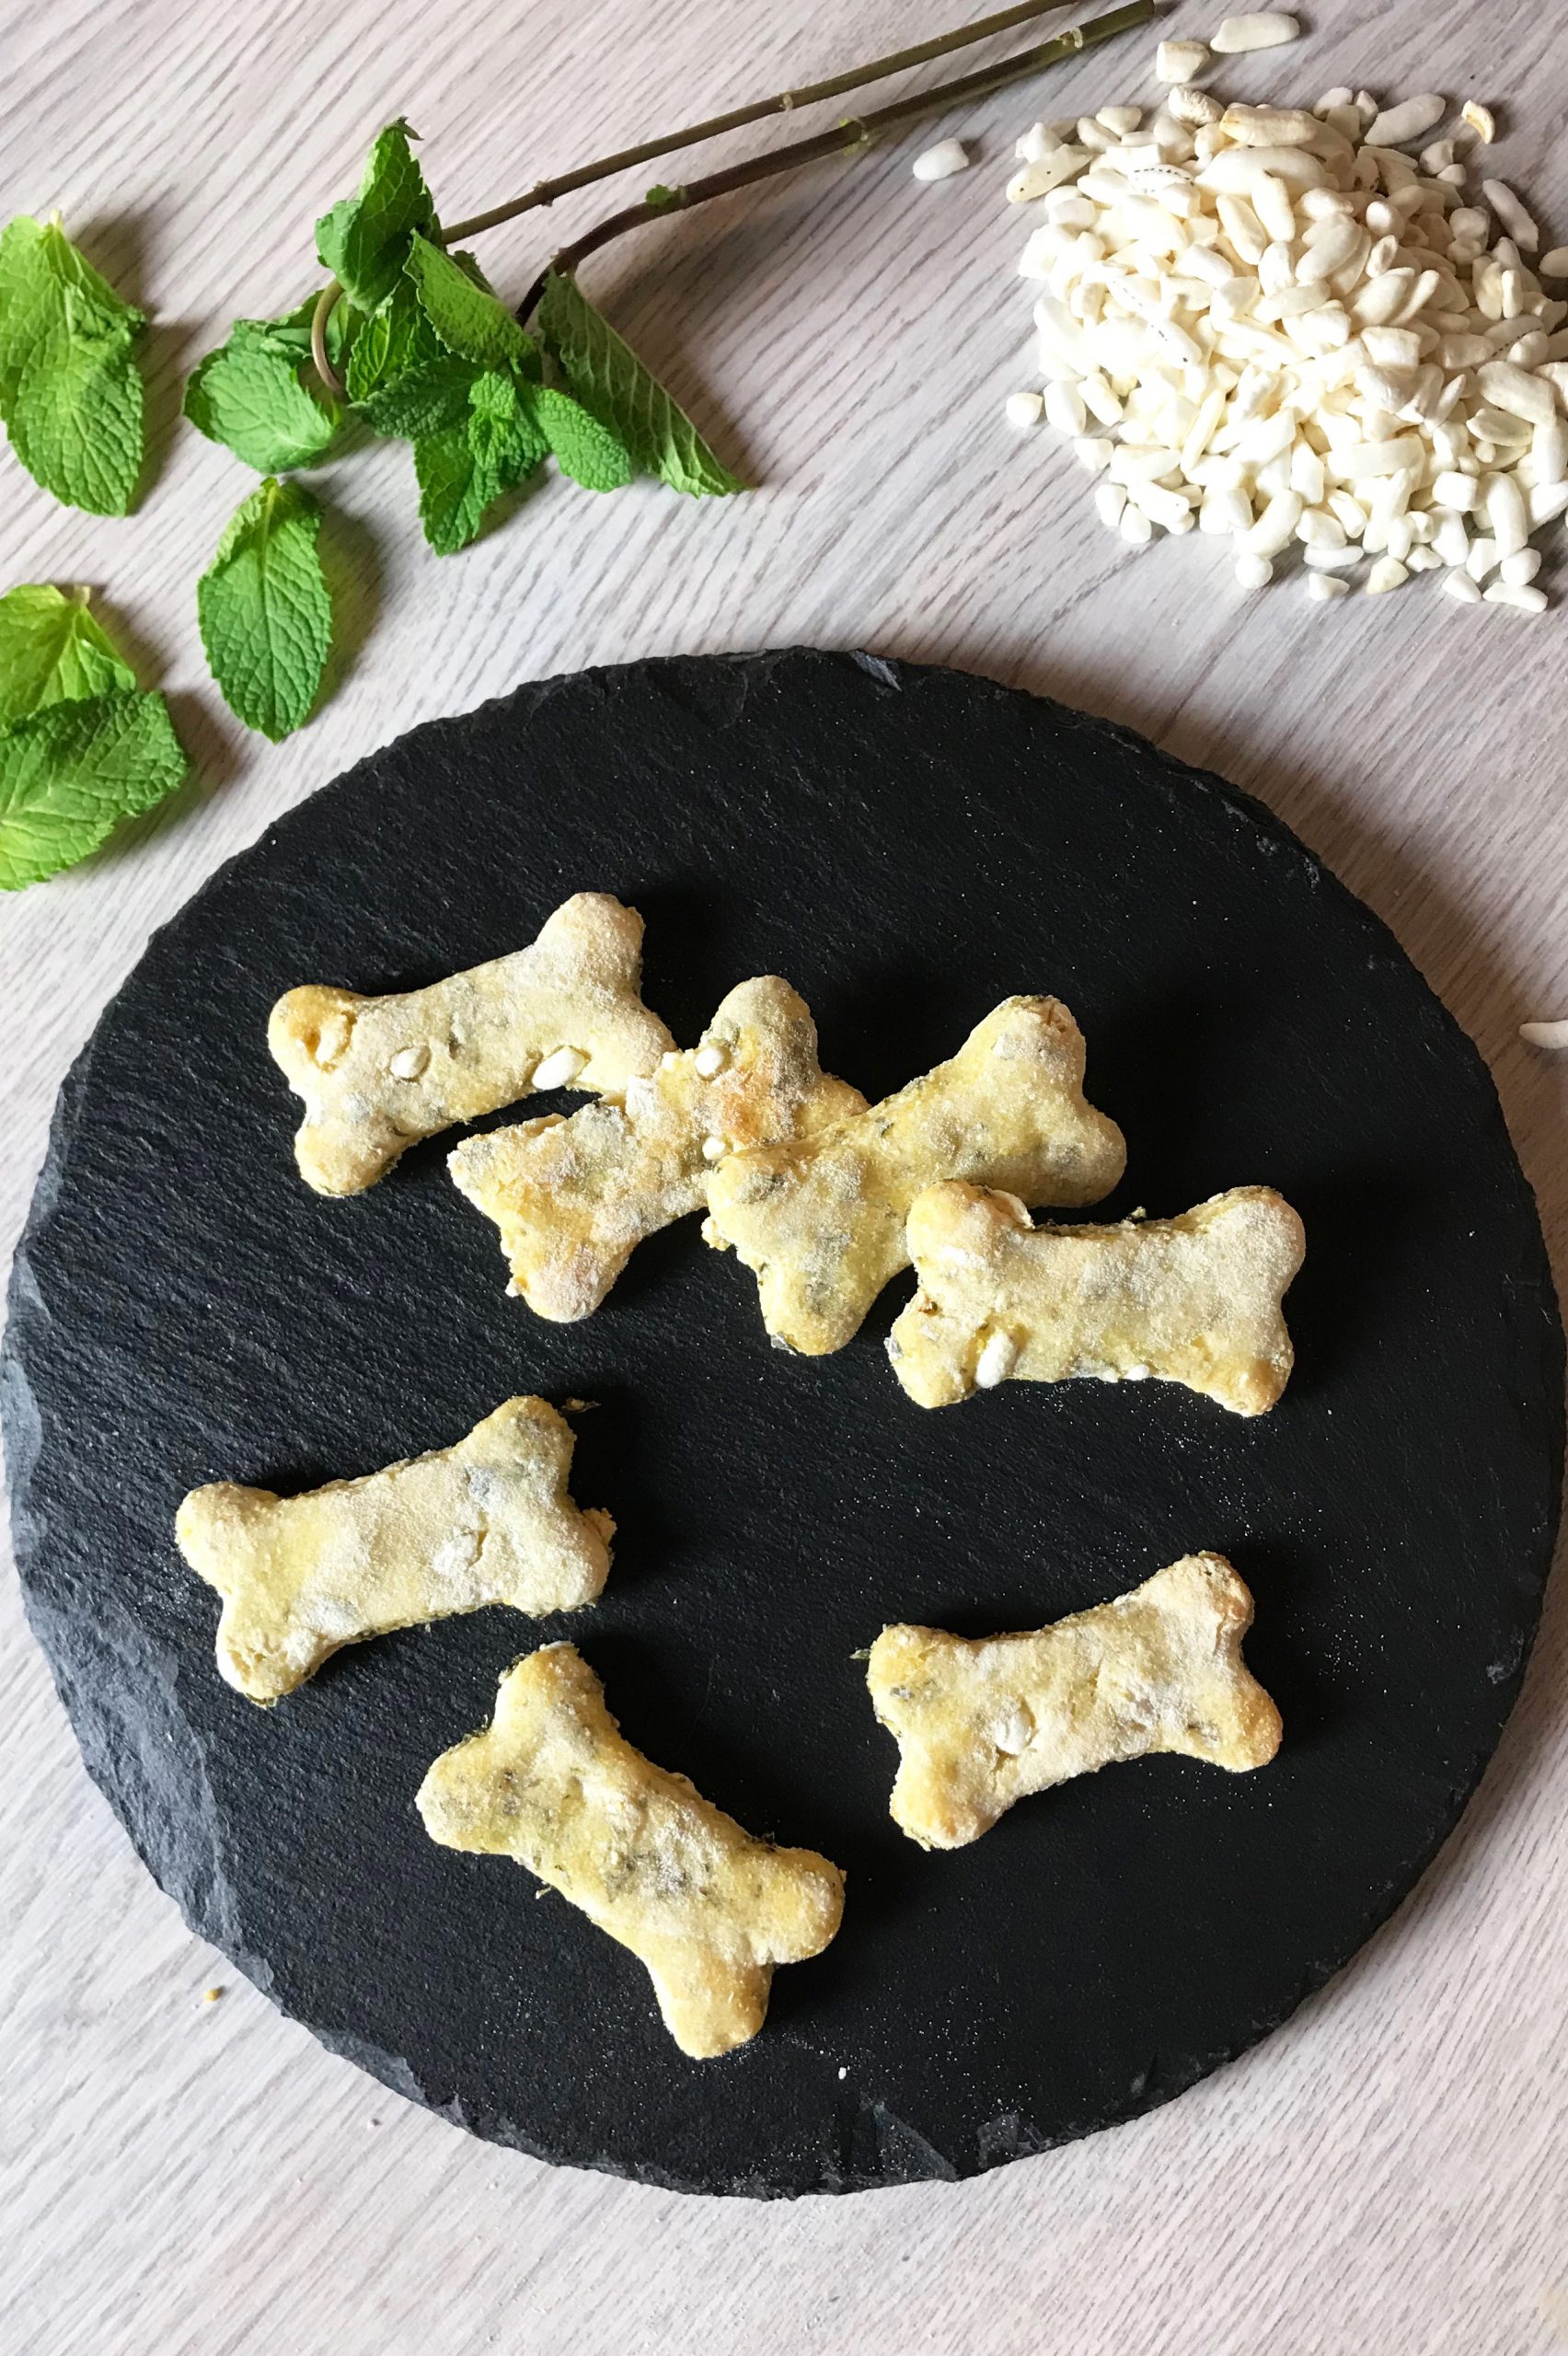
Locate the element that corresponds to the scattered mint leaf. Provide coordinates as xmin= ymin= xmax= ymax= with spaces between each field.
xmin=0 ymin=581 xmax=184 ymax=885
xmin=0 ymin=687 xmax=186 ymax=891
xmin=529 ymin=384 xmax=633 ymax=491
xmin=414 ymin=370 xmax=547 ymax=554
xmin=358 ymin=352 xmax=476 ymax=439
xmin=406 ymin=235 xmax=535 ymax=372
xmin=197 ymin=477 xmax=333 ymax=740
xmin=9 ymin=329 xmax=146 ymax=516
xmin=536 ymin=268 xmax=742 ymax=498
xmin=316 ymin=121 xmax=437 ymax=314
xmin=0 ymin=215 xmax=145 ymax=514
xmin=644 ymin=184 xmax=683 ymax=214
xmin=0 ymin=214 xmax=135 ymax=396
xmin=0 ymin=584 xmax=135 ymax=727
xmin=184 ymin=317 xmax=340 ymax=472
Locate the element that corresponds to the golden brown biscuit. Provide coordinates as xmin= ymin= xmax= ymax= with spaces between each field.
xmin=269 ymin=893 xmax=674 ymax=1195
xmin=418 ymin=1645 xmax=846 ymax=2059
xmin=867 ymin=1553 xmax=1282 ymax=1850
xmin=888 ymin=1182 xmax=1305 ymax=1413
xmin=176 ymin=1398 xmax=612 ymax=1703
xmin=703 ymin=997 xmax=1125 ymax=1354
xmin=447 ymin=977 xmax=864 ymax=1321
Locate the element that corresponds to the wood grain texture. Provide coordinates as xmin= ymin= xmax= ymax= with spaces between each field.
xmin=2 ymin=0 xmax=1565 ymax=2348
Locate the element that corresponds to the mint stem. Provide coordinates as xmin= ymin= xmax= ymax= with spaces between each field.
xmin=442 ymin=0 xmax=1082 ymax=244
xmin=515 ymin=2 xmax=1155 ymax=323
xmin=310 ymin=287 xmax=342 ymax=393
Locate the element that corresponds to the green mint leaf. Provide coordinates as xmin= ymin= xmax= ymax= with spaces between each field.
xmin=344 ymin=310 xmax=390 ymax=403
xmin=8 ymin=328 xmax=145 ymax=515
xmin=0 ymin=687 xmax=186 ymax=891
xmin=643 ymin=184 xmax=683 ymax=214
xmin=0 ymin=584 xmax=135 ymax=727
xmin=197 ymin=477 xmax=333 ymax=740
xmin=315 ymin=121 xmax=437 ymax=314
xmin=331 ymin=303 xmax=363 ymax=366
xmin=0 ymin=215 xmax=145 ymax=514
xmin=248 ymin=308 xmax=309 ymax=358
xmin=536 ymin=268 xmax=742 ymax=498
xmin=413 ymin=426 xmax=493 ymax=556
xmin=406 ymin=235 xmax=535 ymax=372
xmin=0 ymin=214 xmax=138 ymax=399
xmin=528 ymin=384 xmax=632 ymax=491
xmin=470 ymin=369 xmax=548 ymax=484
xmin=348 ymin=274 xmax=458 ymax=410
xmin=413 ymin=370 xmax=547 ymax=554
xmin=358 ymin=353 xmax=476 ymax=439
xmin=184 ymin=317 xmax=340 ymax=472
xmin=344 ymin=272 xmax=442 ymax=403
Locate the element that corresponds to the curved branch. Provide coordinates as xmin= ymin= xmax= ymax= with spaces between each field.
xmin=311 ymin=283 xmax=344 ymax=400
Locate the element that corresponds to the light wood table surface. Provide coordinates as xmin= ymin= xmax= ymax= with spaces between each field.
xmin=4 ymin=1 xmax=1567 ymax=2349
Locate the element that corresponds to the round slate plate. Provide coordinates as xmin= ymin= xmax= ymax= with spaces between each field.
xmin=5 ymin=651 xmax=1562 ymax=2199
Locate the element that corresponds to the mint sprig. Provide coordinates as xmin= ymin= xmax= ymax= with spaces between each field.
xmin=2 ymin=107 xmax=756 ymax=752
xmin=197 ymin=478 xmax=332 ymax=741
xmin=190 ymin=119 xmax=744 ymax=712
xmin=0 ymin=215 xmax=145 ymax=514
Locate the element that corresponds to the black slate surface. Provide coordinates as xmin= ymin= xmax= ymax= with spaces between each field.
xmin=5 ymin=649 xmax=1562 ymax=2199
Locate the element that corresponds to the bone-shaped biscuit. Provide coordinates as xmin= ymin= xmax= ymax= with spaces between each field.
xmin=703 ymin=997 xmax=1126 ymax=1355
xmin=417 ymin=1644 xmax=846 ymax=2058
xmin=176 ymin=1398 xmax=613 ymax=1703
xmin=887 ymin=1182 xmax=1305 ymax=1414
xmin=447 ymin=976 xmax=865 ymax=1321
xmin=269 ymin=893 xmax=674 ymax=1195
xmin=867 ymin=1553 xmax=1283 ymax=1850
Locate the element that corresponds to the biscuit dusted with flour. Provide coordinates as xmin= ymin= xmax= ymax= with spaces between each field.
xmin=418 ymin=1645 xmax=846 ymax=2059
xmin=269 ymin=893 xmax=674 ymax=1195
xmin=704 ymin=997 xmax=1125 ymax=1355
xmin=448 ymin=977 xmax=864 ymax=1321
xmin=868 ymin=1553 xmax=1282 ymax=1850
xmin=176 ymin=1399 xmax=613 ymax=1703
xmin=888 ymin=1182 xmax=1305 ymax=1413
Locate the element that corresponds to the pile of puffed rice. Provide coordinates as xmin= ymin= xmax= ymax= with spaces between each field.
xmin=1001 ymin=14 xmax=1568 ymax=612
